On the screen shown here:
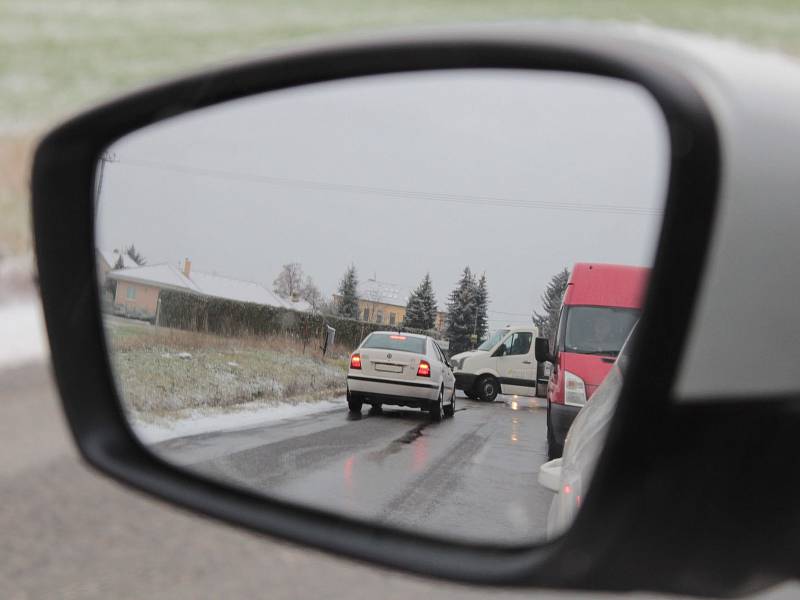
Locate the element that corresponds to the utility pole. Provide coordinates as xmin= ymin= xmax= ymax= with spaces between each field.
xmin=94 ymin=151 xmax=118 ymax=219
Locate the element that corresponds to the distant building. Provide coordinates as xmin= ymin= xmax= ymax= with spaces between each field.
xmin=106 ymin=257 xmax=311 ymax=321
xmin=96 ymin=248 xmax=138 ymax=283
xmin=333 ymin=277 xmax=446 ymax=331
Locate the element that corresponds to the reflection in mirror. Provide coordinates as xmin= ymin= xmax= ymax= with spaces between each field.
xmin=95 ymin=69 xmax=668 ymax=545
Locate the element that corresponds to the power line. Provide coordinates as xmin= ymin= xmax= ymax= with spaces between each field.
xmin=112 ymin=156 xmax=664 ymax=217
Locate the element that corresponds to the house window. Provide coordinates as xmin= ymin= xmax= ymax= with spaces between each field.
xmin=126 ymin=285 xmax=136 ymax=300
xmin=389 ymin=312 xmax=396 ymax=325
xmin=362 ymin=307 xmax=370 ymax=321
xmin=376 ymin=310 xmax=383 ymax=324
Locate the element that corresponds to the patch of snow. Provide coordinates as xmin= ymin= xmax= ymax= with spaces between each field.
xmin=0 ymin=299 xmax=49 ymax=369
xmin=176 ymin=352 xmax=192 ymax=359
xmin=131 ymin=397 xmax=345 ymax=445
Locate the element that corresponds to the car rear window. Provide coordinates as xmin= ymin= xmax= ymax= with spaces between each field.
xmin=362 ymin=333 xmax=426 ymax=354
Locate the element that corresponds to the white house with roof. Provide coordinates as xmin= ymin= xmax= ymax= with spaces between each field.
xmin=106 ymin=258 xmax=311 ymax=321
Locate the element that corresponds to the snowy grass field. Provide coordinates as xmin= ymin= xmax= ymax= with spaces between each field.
xmin=2 ymin=1 xmax=800 ymax=260
xmin=105 ymin=317 xmax=349 ymax=426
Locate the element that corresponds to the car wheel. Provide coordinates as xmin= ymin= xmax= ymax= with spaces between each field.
xmin=430 ymin=388 xmax=444 ymax=422
xmin=477 ymin=375 xmax=499 ymax=402
xmin=443 ymin=388 xmax=455 ymax=417
xmin=546 ymin=403 xmax=563 ymax=459
xmin=465 ymin=390 xmax=478 ymax=400
xmin=347 ymin=390 xmax=362 ymax=414
xmin=369 ymin=403 xmax=382 ymax=414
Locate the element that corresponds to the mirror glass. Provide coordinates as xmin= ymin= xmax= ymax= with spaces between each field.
xmin=95 ymin=69 xmax=668 ymax=545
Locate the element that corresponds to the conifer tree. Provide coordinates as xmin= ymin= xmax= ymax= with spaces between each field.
xmin=125 ymin=244 xmax=146 ymax=266
xmin=405 ymin=273 xmax=438 ymax=330
xmin=474 ymin=273 xmax=489 ymax=345
xmin=445 ymin=267 xmax=477 ymax=354
xmin=532 ymin=268 xmax=570 ymax=340
xmin=337 ymin=264 xmax=360 ymax=319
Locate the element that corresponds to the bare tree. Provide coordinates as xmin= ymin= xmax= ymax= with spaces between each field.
xmin=301 ymin=276 xmax=325 ymax=311
xmin=273 ymin=263 xmax=305 ymax=300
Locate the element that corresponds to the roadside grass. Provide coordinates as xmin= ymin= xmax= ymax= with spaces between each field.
xmin=104 ymin=318 xmax=349 ymax=420
xmin=3 ymin=1 xmax=800 ymax=258
xmin=0 ymin=135 xmax=35 ymax=259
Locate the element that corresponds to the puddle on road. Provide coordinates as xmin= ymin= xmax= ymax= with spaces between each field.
xmin=395 ymin=423 xmax=426 ymax=445
xmin=501 ymin=395 xmax=544 ymax=411
xmin=367 ymin=423 xmax=427 ymax=463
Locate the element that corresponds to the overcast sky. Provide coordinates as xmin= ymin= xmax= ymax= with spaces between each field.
xmin=97 ymin=69 xmax=669 ymax=328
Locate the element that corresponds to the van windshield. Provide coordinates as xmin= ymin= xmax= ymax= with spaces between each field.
xmin=477 ymin=329 xmax=510 ymax=351
xmin=564 ymin=306 xmax=640 ymax=356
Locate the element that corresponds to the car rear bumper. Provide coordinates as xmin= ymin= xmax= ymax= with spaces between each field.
xmin=549 ymin=401 xmax=581 ymax=447
xmin=453 ymin=372 xmax=477 ymax=391
xmin=347 ymin=374 xmax=440 ymax=405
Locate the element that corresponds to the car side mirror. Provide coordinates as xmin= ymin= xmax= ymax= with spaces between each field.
xmin=538 ymin=458 xmax=563 ymax=493
xmin=36 ymin=23 xmax=799 ymax=599
xmin=535 ymin=336 xmax=554 ymax=363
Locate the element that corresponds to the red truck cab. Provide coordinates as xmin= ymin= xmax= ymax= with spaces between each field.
xmin=535 ymin=263 xmax=648 ymax=459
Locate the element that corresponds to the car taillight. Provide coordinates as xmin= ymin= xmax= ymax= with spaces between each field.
xmin=350 ymin=354 xmax=362 ymax=369
xmin=417 ymin=360 xmax=431 ymax=377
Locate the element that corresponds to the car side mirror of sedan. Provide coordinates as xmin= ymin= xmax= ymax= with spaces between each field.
xmin=31 ymin=23 xmax=800 ymax=598
xmin=538 ymin=458 xmax=563 ymax=493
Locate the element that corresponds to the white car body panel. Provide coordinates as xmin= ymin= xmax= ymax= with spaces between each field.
xmin=543 ymin=359 xmax=625 ymax=539
xmin=346 ymin=377 xmax=441 ymax=402
xmin=347 ymin=332 xmax=454 ymax=406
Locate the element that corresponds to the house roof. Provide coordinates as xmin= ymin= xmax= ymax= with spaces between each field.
xmin=97 ymin=249 xmax=139 ymax=270
xmin=190 ymin=271 xmax=289 ymax=308
xmin=108 ymin=263 xmax=199 ymax=293
xmin=358 ymin=278 xmax=410 ymax=307
xmin=108 ymin=263 xmax=311 ymax=311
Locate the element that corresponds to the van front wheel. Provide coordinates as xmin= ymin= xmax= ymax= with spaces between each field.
xmin=477 ymin=376 xmax=499 ymax=402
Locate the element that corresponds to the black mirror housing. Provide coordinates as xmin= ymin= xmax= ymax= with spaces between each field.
xmin=535 ymin=336 xmax=553 ymax=363
xmin=35 ymin=24 xmax=800 ymax=599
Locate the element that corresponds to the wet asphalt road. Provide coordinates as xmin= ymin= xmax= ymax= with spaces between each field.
xmin=5 ymin=361 xmax=800 ymax=599
xmin=152 ymin=394 xmax=554 ymax=544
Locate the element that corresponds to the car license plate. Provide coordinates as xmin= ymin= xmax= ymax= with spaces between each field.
xmin=375 ymin=363 xmax=403 ymax=373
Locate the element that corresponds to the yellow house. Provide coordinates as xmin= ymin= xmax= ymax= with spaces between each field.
xmin=333 ymin=278 xmax=446 ymax=331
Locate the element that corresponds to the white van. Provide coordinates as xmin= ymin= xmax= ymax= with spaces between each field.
xmin=449 ymin=326 xmax=539 ymax=402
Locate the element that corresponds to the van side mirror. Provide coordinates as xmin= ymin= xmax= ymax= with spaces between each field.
xmin=535 ymin=337 xmax=554 ymax=363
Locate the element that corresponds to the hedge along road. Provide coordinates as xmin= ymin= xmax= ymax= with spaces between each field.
xmin=157 ymin=289 xmax=435 ymax=350
xmin=147 ymin=394 xmax=554 ymax=545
